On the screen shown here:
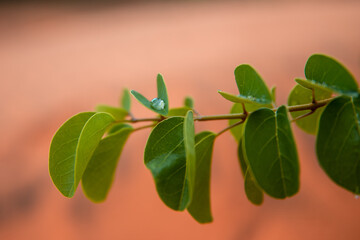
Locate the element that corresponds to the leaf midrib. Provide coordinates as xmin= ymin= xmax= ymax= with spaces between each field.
xmin=275 ymin=109 xmax=287 ymax=197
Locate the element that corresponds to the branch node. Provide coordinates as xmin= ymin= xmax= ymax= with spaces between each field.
xmin=311 ymin=89 xmax=317 ymax=104
xmin=242 ymin=103 xmax=248 ymax=116
xmin=291 ymin=109 xmax=316 ymax=122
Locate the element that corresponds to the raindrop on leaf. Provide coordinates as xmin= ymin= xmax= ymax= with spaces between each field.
xmin=151 ymin=98 xmax=165 ymax=110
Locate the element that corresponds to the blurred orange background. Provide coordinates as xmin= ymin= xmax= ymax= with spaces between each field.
xmin=1 ymin=0 xmax=360 ymax=239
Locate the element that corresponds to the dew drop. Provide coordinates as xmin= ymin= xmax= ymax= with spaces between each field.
xmin=355 ymin=195 xmax=359 ymax=200
xmin=151 ymin=98 xmax=165 ymax=110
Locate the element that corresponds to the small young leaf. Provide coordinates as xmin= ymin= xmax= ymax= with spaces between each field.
xmin=295 ymin=78 xmax=333 ymax=93
xmin=238 ymin=138 xmax=264 ymax=205
xmin=49 ymin=112 xmax=114 ymax=197
xmin=168 ymin=107 xmax=191 ymax=117
xmin=305 ymin=54 xmax=358 ymax=96
xmin=316 ymin=96 xmax=360 ymax=194
xmin=131 ymin=74 xmax=169 ymax=116
xmin=157 ymin=74 xmax=169 ymax=113
xmin=288 ymin=84 xmax=332 ymax=134
xmin=82 ymin=125 xmax=133 ymax=202
xmin=218 ymin=91 xmax=264 ymax=104
xmin=130 ymin=90 xmax=152 ymax=108
xmin=144 ymin=117 xmax=189 ymax=210
xmin=96 ymin=105 xmax=128 ymax=121
xmin=243 ymin=106 xmax=299 ymax=198
xmin=234 ymin=64 xmax=272 ymax=104
xmin=184 ymin=96 xmax=194 ymax=108
xmin=188 ymin=131 xmax=216 ymax=224
xmin=271 ymin=86 xmax=276 ymax=104
xmin=121 ymin=88 xmax=131 ymax=112
xmin=229 ymin=103 xmax=271 ymax=142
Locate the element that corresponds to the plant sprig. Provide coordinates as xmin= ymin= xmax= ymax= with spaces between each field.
xmin=49 ymin=53 xmax=360 ymax=224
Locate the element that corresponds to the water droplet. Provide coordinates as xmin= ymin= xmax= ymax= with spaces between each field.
xmin=151 ymin=98 xmax=165 ymax=110
xmin=355 ymin=195 xmax=359 ymax=200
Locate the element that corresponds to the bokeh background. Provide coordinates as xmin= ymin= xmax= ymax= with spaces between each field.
xmin=1 ymin=0 xmax=360 ymax=239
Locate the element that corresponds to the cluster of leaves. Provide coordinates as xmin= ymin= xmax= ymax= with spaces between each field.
xmin=49 ymin=54 xmax=360 ymax=224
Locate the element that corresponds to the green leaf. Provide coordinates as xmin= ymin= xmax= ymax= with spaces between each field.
xmin=96 ymin=105 xmax=128 ymax=121
xmin=81 ymin=124 xmax=133 ymax=202
xmin=234 ymin=64 xmax=272 ymax=104
xmin=295 ymin=78 xmax=333 ymax=93
xmin=271 ymin=86 xmax=276 ymax=104
xmin=157 ymin=74 xmax=169 ymax=113
xmin=218 ymin=91 xmax=263 ymax=104
xmin=238 ymin=138 xmax=264 ymax=205
xmin=184 ymin=96 xmax=194 ymax=108
xmin=244 ymin=169 xmax=264 ymax=206
xmin=316 ymin=96 xmax=360 ymax=194
xmin=288 ymin=84 xmax=332 ymax=134
xmin=184 ymin=111 xmax=196 ymax=202
xmin=243 ymin=106 xmax=299 ymax=198
xmin=130 ymin=74 xmax=169 ymax=116
xmin=304 ymin=54 xmax=358 ymax=96
xmin=229 ymin=103 xmax=271 ymax=142
xmin=168 ymin=107 xmax=191 ymax=117
xmin=130 ymin=90 xmax=152 ymax=108
xmin=49 ymin=112 xmax=115 ymax=197
xmin=188 ymin=131 xmax=216 ymax=223
xmin=121 ymin=88 xmax=131 ymax=112
xmin=237 ymin=138 xmax=248 ymax=176
xmin=144 ymin=117 xmax=189 ymax=210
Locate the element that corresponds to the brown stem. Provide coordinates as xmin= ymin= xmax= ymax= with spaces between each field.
xmin=133 ymin=123 xmax=157 ymax=132
xmin=217 ymin=119 xmax=245 ymax=137
xmin=120 ymin=117 xmax=162 ymax=123
xmin=311 ymin=89 xmax=317 ymax=104
xmin=287 ymin=98 xmax=330 ymax=112
xmin=116 ymin=97 xmax=334 ymax=124
xmin=291 ymin=110 xmax=316 ymax=122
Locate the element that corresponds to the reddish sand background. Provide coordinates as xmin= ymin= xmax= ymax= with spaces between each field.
xmin=0 ymin=1 xmax=360 ymax=239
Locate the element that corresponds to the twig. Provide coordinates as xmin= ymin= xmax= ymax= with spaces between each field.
xmin=291 ymin=110 xmax=316 ymax=122
xmin=115 ymin=97 xmax=333 ymax=126
xmin=133 ymin=123 xmax=157 ymax=132
xmin=217 ymin=119 xmax=245 ymax=137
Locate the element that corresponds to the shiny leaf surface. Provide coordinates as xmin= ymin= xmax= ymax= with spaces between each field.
xmin=316 ymin=96 xmax=360 ymax=194
xmin=234 ymin=64 xmax=272 ymax=104
xmin=144 ymin=117 xmax=189 ymax=210
xmin=305 ymin=54 xmax=358 ymax=96
xmin=243 ymin=106 xmax=299 ymax=198
xmin=49 ymin=112 xmax=114 ymax=197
